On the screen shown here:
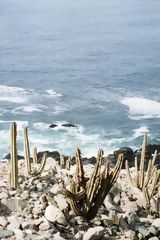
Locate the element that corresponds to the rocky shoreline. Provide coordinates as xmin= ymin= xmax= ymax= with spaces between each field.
xmin=0 ymin=155 xmax=159 ymax=240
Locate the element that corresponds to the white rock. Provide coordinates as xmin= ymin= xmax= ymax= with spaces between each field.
xmin=49 ymin=184 xmax=60 ymax=195
xmin=0 ymin=216 xmax=8 ymax=227
xmin=83 ymin=226 xmax=105 ymax=240
xmin=152 ymin=218 xmax=160 ymax=228
xmin=39 ymin=219 xmax=50 ymax=231
xmin=14 ymin=229 xmax=25 ymax=240
xmin=0 ymin=191 xmax=8 ymax=199
xmin=45 ymin=205 xmax=66 ymax=225
xmin=32 ymin=206 xmax=42 ymax=216
xmin=7 ymin=216 xmax=21 ymax=231
xmin=54 ymin=232 xmax=65 ymax=240
xmin=54 ymin=194 xmax=68 ymax=211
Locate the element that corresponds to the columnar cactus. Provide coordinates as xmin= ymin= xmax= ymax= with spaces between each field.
xmin=24 ymin=127 xmax=47 ymax=177
xmin=10 ymin=122 xmax=18 ymax=189
xmin=125 ymin=134 xmax=160 ymax=216
xmin=64 ymin=148 xmax=123 ymax=220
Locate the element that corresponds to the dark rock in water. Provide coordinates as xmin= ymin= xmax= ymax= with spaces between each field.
xmin=83 ymin=157 xmax=96 ymax=165
xmin=37 ymin=151 xmax=60 ymax=162
xmin=49 ymin=124 xmax=58 ymax=128
xmin=104 ymin=154 xmax=117 ymax=168
xmin=114 ymin=147 xmax=134 ymax=160
xmin=3 ymin=153 xmax=24 ymax=160
xmin=61 ymin=123 xmax=78 ymax=128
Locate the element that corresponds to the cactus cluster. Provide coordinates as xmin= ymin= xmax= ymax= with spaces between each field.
xmin=64 ymin=148 xmax=123 ymax=220
xmin=125 ymin=134 xmax=160 ymax=216
xmin=59 ymin=155 xmax=71 ymax=170
xmin=9 ymin=123 xmax=47 ymax=189
xmin=24 ymin=127 xmax=47 ymax=177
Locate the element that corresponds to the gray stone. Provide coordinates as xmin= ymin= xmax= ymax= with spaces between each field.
xmin=54 ymin=232 xmax=65 ymax=240
xmin=0 ymin=229 xmax=14 ymax=238
xmin=45 ymin=205 xmax=66 ymax=225
xmin=83 ymin=226 xmax=105 ymax=240
xmin=1 ymin=198 xmax=27 ymax=212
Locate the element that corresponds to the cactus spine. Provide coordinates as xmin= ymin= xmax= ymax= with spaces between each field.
xmin=10 ymin=122 xmax=18 ymax=189
xmin=24 ymin=127 xmax=47 ymax=177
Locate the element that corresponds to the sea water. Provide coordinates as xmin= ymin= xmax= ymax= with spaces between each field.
xmin=0 ymin=0 xmax=160 ymax=159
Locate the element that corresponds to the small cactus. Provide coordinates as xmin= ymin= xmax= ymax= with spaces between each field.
xmin=64 ymin=148 xmax=123 ymax=220
xmin=125 ymin=134 xmax=160 ymax=217
xmin=10 ymin=122 xmax=18 ymax=189
xmin=24 ymin=127 xmax=47 ymax=177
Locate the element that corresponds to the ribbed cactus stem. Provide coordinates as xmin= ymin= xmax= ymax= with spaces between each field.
xmin=24 ymin=127 xmax=31 ymax=174
xmin=24 ymin=127 xmax=47 ymax=176
xmin=10 ymin=122 xmax=18 ymax=189
xmin=33 ymin=147 xmax=38 ymax=165
xmin=139 ymin=133 xmax=147 ymax=188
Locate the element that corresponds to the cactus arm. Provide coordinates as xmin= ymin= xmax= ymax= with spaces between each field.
xmin=31 ymin=152 xmax=47 ymax=176
xmin=24 ymin=127 xmax=31 ymax=174
xmin=33 ymin=147 xmax=38 ymax=165
xmin=139 ymin=133 xmax=147 ymax=188
xmin=125 ymin=160 xmax=133 ymax=185
xmin=10 ymin=122 xmax=18 ymax=189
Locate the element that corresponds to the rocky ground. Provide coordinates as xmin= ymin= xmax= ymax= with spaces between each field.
xmin=0 ymin=157 xmax=159 ymax=240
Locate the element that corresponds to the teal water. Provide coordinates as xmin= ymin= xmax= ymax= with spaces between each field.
xmin=0 ymin=0 xmax=160 ymax=158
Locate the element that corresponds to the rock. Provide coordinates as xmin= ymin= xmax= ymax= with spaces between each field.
xmin=49 ymin=183 xmax=60 ymax=195
xmin=148 ymin=237 xmax=159 ymax=240
xmin=0 ymin=216 xmax=8 ymax=228
xmin=137 ymin=226 xmax=151 ymax=237
xmin=49 ymin=124 xmax=58 ymax=128
xmin=74 ymin=232 xmax=83 ymax=240
xmin=124 ymin=230 xmax=136 ymax=239
xmin=61 ymin=123 xmax=78 ymax=128
xmin=21 ymin=190 xmax=29 ymax=200
xmin=1 ymin=198 xmax=27 ymax=212
xmin=45 ymin=205 xmax=66 ymax=225
xmin=54 ymin=232 xmax=65 ymax=240
xmin=152 ymin=218 xmax=160 ymax=229
xmin=0 ymin=191 xmax=8 ymax=200
xmin=37 ymin=151 xmax=60 ymax=161
xmin=7 ymin=216 xmax=22 ymax=231
xmin=82 ymin=226 xmax=105 ymax=240
xmin=54 ymin=194 xmax=68 ymax=211
xmin=39 ymin=219 xmax=50 ymax=231
xmin=14 ymin=229 xmax=25 ymax=240
xmin=32 ymin=206 xmax=43 ymax=216
xmin=0 ymin=229 xmax=14 ymax=238
xmin=3 ymin=153 xmax=24 ymax=160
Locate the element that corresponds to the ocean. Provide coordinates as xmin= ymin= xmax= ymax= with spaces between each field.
xmin=0 ymin=0 xmax=160 ymax=159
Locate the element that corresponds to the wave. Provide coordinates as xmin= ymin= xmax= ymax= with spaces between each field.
xmin=133 ymin=126 xmax=149 ymax=138
xmin=12 ymin=105 xmax=46 ymax=114
xmin=121 ymin=97 xmax=160 ymax=119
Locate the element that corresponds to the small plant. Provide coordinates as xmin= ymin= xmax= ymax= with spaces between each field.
xmin=24 ymin=127 xmax=47 ymax=177
xmin=10 ymin=122 xmax=18 ymax=189
xmin=125 ymin=134 xmax=160 ymax=216
xmin=64 ymin=148 xmax=123 ymax=220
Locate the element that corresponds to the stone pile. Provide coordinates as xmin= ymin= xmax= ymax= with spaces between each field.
xmin=0 ymin=157 xmax=159 ymax=240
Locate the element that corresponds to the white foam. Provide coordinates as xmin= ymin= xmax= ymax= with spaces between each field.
xmin=33 ymin=122 xmax=49 ymax=130
xmin=121 ymin=97 xmax=160 ymax=119
xmin=0 ymin=85 xmax=28 ymax=103
xmin=133 ymin=126 xmax=149 ymax=138
xmin=46 ymin=89 xmax=62 ymax=98
xmin=12 ymin=105 xmax=44 ymax=114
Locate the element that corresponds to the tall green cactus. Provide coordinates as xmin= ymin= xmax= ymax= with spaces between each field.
xmin=64 ymin=148 xmax=123 ymax=220
xmin=24 ymin=127 xmax=47 ymax=177
xmin=10 ymin=122 xmax=18 ymax=189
